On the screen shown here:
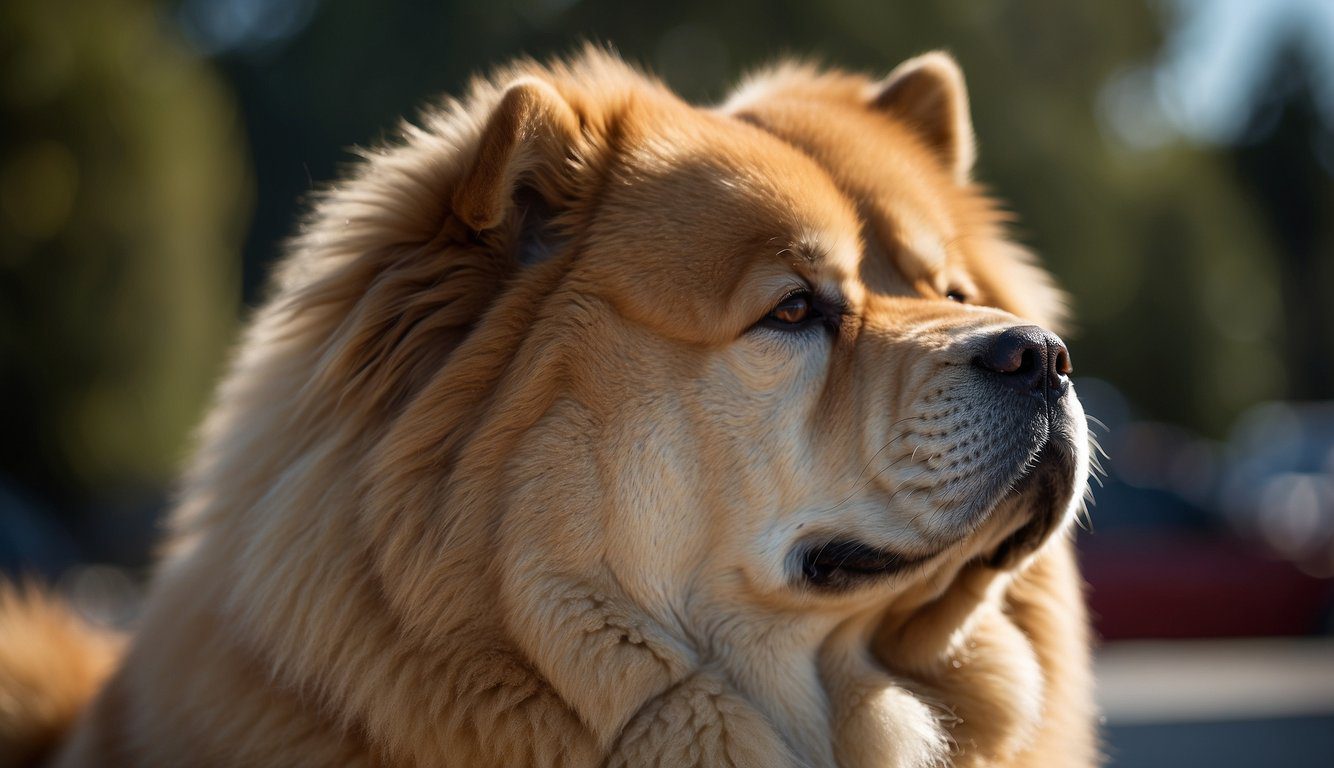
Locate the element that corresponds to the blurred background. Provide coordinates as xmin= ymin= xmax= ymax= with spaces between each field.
xmin=2 ymin=0 xmax=1332 ymax=764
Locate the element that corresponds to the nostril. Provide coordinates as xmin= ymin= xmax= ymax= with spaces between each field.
xmin=1047 ymin=339 xmax=1073 ymax=396
xmin=973 ymin=342 xmax=1020 ymax=374
xmin=1016 ymin=347 xmax=1039 ymax=378
xmin=1052 ymin=345 xmax=1072 ymax=377
xmin=972 ymin=326 xmax=1046 ymax=379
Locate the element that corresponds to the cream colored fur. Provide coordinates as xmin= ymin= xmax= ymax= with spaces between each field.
xmin=1 ymin=48 xmax=1097 ymax=767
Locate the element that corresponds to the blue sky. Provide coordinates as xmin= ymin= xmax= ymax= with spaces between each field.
xmin=1155 ymin=0 xmax=1334 ymax=143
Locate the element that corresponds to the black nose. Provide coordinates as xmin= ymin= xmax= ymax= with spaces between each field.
xmin=972 ymin=325 xmax=1072 ymax=401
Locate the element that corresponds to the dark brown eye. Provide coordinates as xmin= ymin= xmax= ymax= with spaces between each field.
xmin=769 ymin=293 xmax=813 ymax=325
xmin=945 ymin=290 xmax=967 ymax=303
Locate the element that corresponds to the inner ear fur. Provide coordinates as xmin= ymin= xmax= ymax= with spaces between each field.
xmin=453 ymin=77 xmax=583 ymax=232
xmin=870 ymin=52 xmax=976 ymax=184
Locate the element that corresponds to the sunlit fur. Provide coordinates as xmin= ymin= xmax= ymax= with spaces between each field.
xmin=1 ymin=48 xmax=1096 ymax=767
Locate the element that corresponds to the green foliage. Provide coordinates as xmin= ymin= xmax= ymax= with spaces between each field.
xmin=0 ymin=0 xmax=249 ymax=501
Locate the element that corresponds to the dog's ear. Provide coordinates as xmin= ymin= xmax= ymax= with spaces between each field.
xmin=870 ymin=52 xmax=975 ymax=184
xmin=452 ymin=78 xmax=582 ymax=233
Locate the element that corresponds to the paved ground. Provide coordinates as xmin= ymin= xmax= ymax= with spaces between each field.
xmin=1096 ymin=638 xmax=1334 ymax=766
xmin=1105 ymin=715 xmax=1333 ymax=767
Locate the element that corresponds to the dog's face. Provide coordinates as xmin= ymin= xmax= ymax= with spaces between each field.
xmin=473 ymin=57 xmax=1087 ymax=635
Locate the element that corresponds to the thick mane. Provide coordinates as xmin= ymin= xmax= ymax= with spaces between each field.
xmin=176 ymin=46 xmax=656 ymax=544
xmin=159 ymin=48 xmax=675 ymax=765
xmin=275 ymin=46 xmax=660 ymax=414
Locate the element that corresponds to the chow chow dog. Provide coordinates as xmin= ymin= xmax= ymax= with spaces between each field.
xmin=0 ymin=47 xmax=1096 ymax=767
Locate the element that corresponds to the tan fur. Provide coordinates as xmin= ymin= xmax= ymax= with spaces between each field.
xmin=0 ymin=48 xmax=1097 ymax=767
xmin=0 ymin=586 xmax=122 ymax=768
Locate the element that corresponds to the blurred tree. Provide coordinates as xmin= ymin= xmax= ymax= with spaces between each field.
xmin=0 ymin=0 xmax=249 ymax=516
xmin=1230 ymin=37 xmax=1334 ymax=401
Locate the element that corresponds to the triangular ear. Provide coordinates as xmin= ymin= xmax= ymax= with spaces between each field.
xmin=453 ymin=78 xmax=582 ymax=232
xmin=870 ymin=52 xmax=975 ymax=184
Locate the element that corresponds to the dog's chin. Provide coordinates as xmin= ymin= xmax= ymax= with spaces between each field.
xmin=980 ymin=438 xmax=1082 ymax=569
xmin=797 ymin=436 xmax=1082 ymax=592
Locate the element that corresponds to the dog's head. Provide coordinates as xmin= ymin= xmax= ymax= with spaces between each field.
xmin=211 ymin=49 xmax=1090 ymax=762
xmin=404 ymin=54 xmax=1088 ymax=604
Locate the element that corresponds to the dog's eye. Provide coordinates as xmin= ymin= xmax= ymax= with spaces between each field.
xmin=945 ymin=290 xmax=967 ymax=303
xmin=768 ymin=293 xmax=813 ymax=325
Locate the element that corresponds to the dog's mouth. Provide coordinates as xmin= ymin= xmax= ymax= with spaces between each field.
xmin=799 ymin=540 xmax=936 ymax=590
xmin=797 ymin=434 xmax=1079 ymax=592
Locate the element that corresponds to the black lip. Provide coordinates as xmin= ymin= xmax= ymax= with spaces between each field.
xmin=799 ymin=539 xmax=934 ymax=591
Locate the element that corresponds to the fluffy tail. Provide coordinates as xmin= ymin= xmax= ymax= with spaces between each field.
xmin=0 ymin=583 xmax=124 ymax=768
